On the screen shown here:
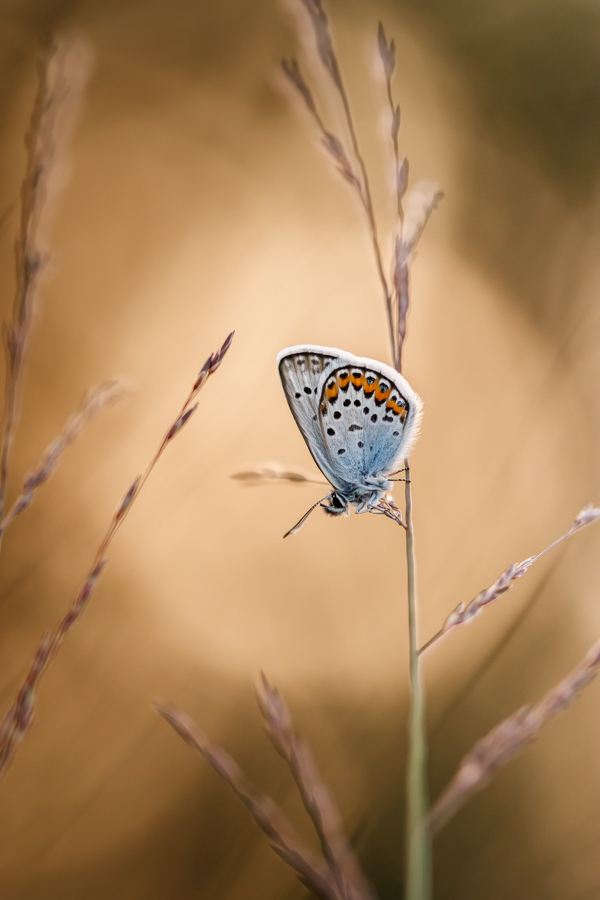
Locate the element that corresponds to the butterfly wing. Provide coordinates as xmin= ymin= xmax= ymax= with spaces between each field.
xmin=315 ymin=351 xmax=422 ymax=483
xmin=277 ymin=346 xmax=346 ymax=488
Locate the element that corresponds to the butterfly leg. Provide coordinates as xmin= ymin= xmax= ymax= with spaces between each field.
xmin=388 ymin=465 xmax=408 ymax=477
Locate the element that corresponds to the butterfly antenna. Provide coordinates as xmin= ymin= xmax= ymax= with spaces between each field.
xmin=283 ymin=495 xmax=331 ymax=538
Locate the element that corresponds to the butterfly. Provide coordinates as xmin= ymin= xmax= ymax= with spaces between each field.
xmin=278 ymin=345 xmax=423 ymax=536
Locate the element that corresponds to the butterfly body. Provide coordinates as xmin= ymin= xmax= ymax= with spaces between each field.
xmin=277 ymin=345 xmax=422 ymax=533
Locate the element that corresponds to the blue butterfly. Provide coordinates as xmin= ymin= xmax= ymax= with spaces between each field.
xmin=278 ymin=345 xmax=422 ymax=536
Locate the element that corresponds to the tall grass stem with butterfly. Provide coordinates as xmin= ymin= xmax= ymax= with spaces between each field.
xmin=280 ymin=4 xmax=440 ymax=896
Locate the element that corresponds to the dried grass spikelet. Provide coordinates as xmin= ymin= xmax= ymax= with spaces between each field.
xmin=281 ymin=5 xmax=441 ymax=375
xmin=429 ymin=638 xmax=600 ymax=835
xmin=0 ymin=35 xmax=93 ymax=533
xmin=0 ymin=379 xmax=129 ymax=537
xmin=156 ymin=673 xmax=378 ymax=900
xmin=420 ymin=504 xmax=600 ymax=653
xmin=230 ymin=460 xmax=328 ymax=487
xmin=0 ymin=334 xmax=234 ymax=781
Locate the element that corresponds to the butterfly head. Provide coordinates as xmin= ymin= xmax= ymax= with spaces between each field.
xmin=320 ymin=491 xmax=349 ymax=517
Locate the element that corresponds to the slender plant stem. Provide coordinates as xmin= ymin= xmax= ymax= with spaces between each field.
xmin=404 ymin=460 xmax=432 ymax=900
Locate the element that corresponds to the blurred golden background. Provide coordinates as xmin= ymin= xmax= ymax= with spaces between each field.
xmin=0 ymin=0 xmax=599 ymax=897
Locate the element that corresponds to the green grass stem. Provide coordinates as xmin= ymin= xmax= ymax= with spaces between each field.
xmin=404 ymin=461 xmax=432 ymax=900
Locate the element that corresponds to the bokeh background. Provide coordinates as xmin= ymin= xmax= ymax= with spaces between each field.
xmin=0 ymin=0 xmax=599 ymax=897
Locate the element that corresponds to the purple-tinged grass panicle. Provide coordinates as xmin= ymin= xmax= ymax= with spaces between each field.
xmin=568 ymin=502 xmax=600 ymax=533
xmin=282 ymin=2 xmax=393 ymax=369
xmin=393 ymin=182 xmax=442 ymax=374
xmin=193 ymin=331 xmax=234 ymax=390
xmin=256 ymin=673 xmax=379 ymax=900
xmin=282 ymin=7 xmax=441 ymax=378
xmin=428 ymin=638 xmax=600 ymax=835
xmin=377 ymin=23 xmax=404 ymax=220
xmin=209 ymin=330 xmax=235 ymax=373
xmin=0 ymin=380 xmax=128 ymax=539
xmin=298 ymin=0 xmax=342 ymax=91
xmin=114 ymin=476 xmax=141 ymax=522
xmin=0 ymin=36 xmax=92 ymax=551
xmin=420 ymin=504 xmax=600 ymax=654
xmin=166 ymin=405 xmax=198 ymax=442
xmin=155 ymin=703 xmax=341 ymax=900
xmin=0 ymin=333 xmax=234 ymax=782
xmin=377 ymin=22 xmax=396 ymax=86
xmin=0 ymin=558 xmax=109 ymax=775
xmin=281 ymin=58 xmax=320 ymax=118
xmin=156 ymin=682 xmax=378 ymax=900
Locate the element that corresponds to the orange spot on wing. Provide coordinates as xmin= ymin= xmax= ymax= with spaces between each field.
xmin=338 ymin=372 xmax=350 ymax=389
xmin=351 ymin=370 xmax=364 ymax=389
xmin=326 ymin=381 xmax=339 ymax=400
xmin=363 ymin=376 xmax=377 ymax=395
xmin=375 ymin=383 xmax=391 ymax=403
xmin=387 ymin=397 xmax=408 ymax=417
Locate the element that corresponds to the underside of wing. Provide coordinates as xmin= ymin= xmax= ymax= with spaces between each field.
xmin=317 ymin=357 xmax=422 ymax=481
xmin=277 ymin=346 xmax=339 ymax=483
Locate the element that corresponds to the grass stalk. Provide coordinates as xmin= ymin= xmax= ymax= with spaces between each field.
xmin=404 ymin=461 xmax=431 ymax=900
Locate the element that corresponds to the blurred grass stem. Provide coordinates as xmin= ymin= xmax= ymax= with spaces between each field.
xmin=0 ymin=37 xmax=90 ymax=554
xmin=404 ymin=461 xmax=431 ymax=899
